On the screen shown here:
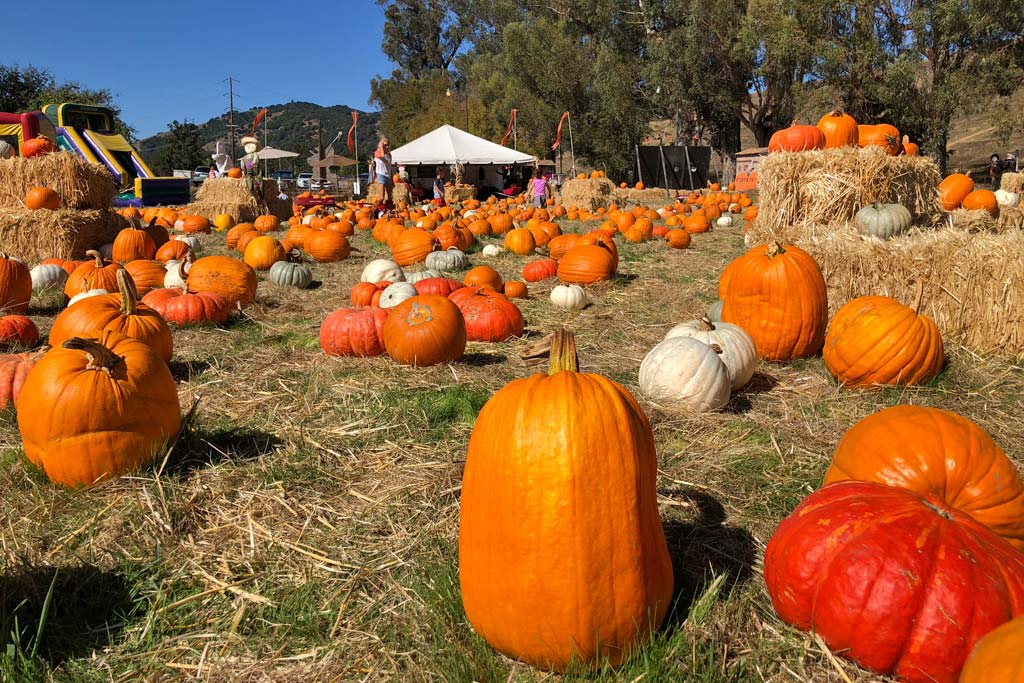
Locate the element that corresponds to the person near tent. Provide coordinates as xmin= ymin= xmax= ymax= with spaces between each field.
xmin=374 ymin=138 xmax=394 ymax=209
xmin=528 ymin=168 xmax=550 ymax=208
xmin=989 ymin=153 xmax=1003 ymax=189
xmin=433 ymin=169 xmax=446 ymax=207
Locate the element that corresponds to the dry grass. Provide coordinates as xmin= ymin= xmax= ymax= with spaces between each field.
xmin=2 ymin=217 xmax=1023 ymax=682
xmin=0 ymin=208 xmax=125 ymax=262
xmin=1001 ymin=172 xmax=1023 ymax=194
xmin=753 ymin=146 xmax=943 ymax=243
xmin=0 ymin=152 xmax=116 ymax=211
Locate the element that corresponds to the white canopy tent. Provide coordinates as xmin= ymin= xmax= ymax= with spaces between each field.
xmin=391 ymin=125 xmax=536 ymax=166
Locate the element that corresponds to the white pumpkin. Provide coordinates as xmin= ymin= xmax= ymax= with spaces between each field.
xmin=30 ymin=264 xmax=68 ymax=293
xmin=639 ymin=337 xmax=731 ymax=412
xmin=302 ymin=214 xmax=315 ymax=225
xmin=716 ymin=215 xmax=733 ymax=228
xmin=173 ymin=218 xmax=186 ymax=232
xmin=163 ymin=261 xmax=191 ymax=289
xmin=404 ymin=269 xmax=442 ymax=284
xmin=68 ymin=288 xmax=109 ymax=307
xmin=425 ymin=247 xmax=468 ymax=272
xmin=378 ymin=281 xmax=418 ymax=309
xmin=995 ymin=189 xmax=1020 ymax=207
xmin=174 ymin=234 xmax=202 ymax=252
xmin=482 ymin=244 xmax=503 ymax=257
xmin=550 ymin=284 xmax=588 ymax=310
xmin=664 ymin=317 xmax=757 ymax=390
xmin=98 ymin=242 xmax=114 ymax=260
xmin=361 ymin=259 xmax=405 ymax=283
xmin=464 ymin=210 xmax=477 ymax=219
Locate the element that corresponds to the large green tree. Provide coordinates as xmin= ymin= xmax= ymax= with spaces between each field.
xmin=149 ymin=120 xmax=208 ymax=176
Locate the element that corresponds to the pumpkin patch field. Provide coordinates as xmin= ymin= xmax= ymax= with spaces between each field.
xmin=1 ymin=200 xmax=1024 ymax=683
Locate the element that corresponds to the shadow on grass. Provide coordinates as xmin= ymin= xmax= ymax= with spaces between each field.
xmin=460 ymin=352 xmax=506 ymax=367
xmin=659 ymin=486 xmax=756 ymax=629
xmin=0 ymin=564 xmax=137 ymax=666
xmin=725 ymin=371 xmax=779 ymax=414
xmin=168 ymin=359 xmax=212 ymax=382
xmin=159 ymin=424 xmax=284 ymax=479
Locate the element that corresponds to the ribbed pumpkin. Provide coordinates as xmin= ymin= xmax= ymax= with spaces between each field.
xmin=25 ymin=187 xmax=60 ymax=210
xmin=823 ymin=285 xmax=943 ymax=387
xmin=816 ymin=110 xmax=858 ymax=148
xmin=253 ymin=215 xmax=279 ymax=232
xmin=448 ymin=287 xmax=524 ymax=342
xmin=390 ymin=228 xmax=437 ymax=266
xmin=463 ymin=265 xmax=503 ymax=292
xmin=181 ymin=215 xmax=211 ymax=234
xmin=382 ymin=295 xmax=466 ymax=366
xmin=853 ymin=202 xmax=912 ymax=239
xmin=17 ymin=331 xmax=181 ymax=488
xmin=665 ymin=228 xmax=691 ymax=249
xmin=720 ymin=241 xmax=827 ymax=361
xmin=187 ymin=255 xmax=257 ymax=305
xmin=305 ymin=230 xmax=351 ymax=263
xmin=547 ymin=233 xmax=581 ymax=260
xmin=765 ymin=481 xmax=1024 ymax=683
xmin=267 ymin=260 xmax=312 ymax=289
xmin=487 ymin=213 xmax=514 ymax=235
xmin=960 ymin=616 xmax=1024 ymax=683
xmin=350 ymin=281 xmax=389 ymax=307
xmin=522 ymin=258 xmax=558 ymax=282
xmin=557 ymin=244 xmax=616 ymax=284
xmin=0 ymin=315 xmax=39 ymax=348
xmin=226 ymin=223 xmax=256 ymax=250
xmin=857 ymin=123 xmax=901 ymax=155
xmin=768 ymin=124 xmax=826 ymax=152
xmin=459 ymin=330 xmax=673 ymax=671
xmin=412 ymin=277 xmax=465 ymax=297
xmin=939 ymin=173 xmax=975 ymax=211
xmin=320 ymin=307 xmax=389 ymax=357
xmin=123 ymin=259 xmax=167 ymax=297
xmin=503 ymin=281 xmax=527 ymax=299
xmin=0 ymin=253 xmax=32 ymax=314
xmin=155 ymin=238 xmax=191 ymax=263
xmin=504 ymin=228 xmax=537 ymax=255
xmin=142 ymin=285 xmax=232 ymax=327
xmin=823 ymin=405 xmax=1024 ymax=551
xmin=0 ymin=348 xmax=45 ymax=410
xmin=49 ymin=269 xmax=173 ymax=363
xmin=63 ymin=250 xmax=119 ymax=302
xmin=961 ymin=189 xmax=999 ymax=216
xmin=243 ymin=235 xmax=287 ymax=271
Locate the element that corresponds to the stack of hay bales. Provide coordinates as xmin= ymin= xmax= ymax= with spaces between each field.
xmin=444 ymin=186 xmax=476 ymax=204
xmin=0 ymin=152 xmax=125 ymax=261
xmin=613 ymin=187 xmax=671 ymax=205
xmin=182 ymin=177 xmax=259 ymax=222
xmin=366 ymin=181 xmax=411 ymax=206
xmin=558 ymin=177 xmax=615 ymax=212
xmin=1001 ymin=172 xmax=1022 ymax=194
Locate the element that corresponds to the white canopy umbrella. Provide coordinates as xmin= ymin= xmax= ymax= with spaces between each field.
xmin=258 ymin=146 xmax=299 ymax=160
xmin=391 ymin=125 xmax=536 ymax=165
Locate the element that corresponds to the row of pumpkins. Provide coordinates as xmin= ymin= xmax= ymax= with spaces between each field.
xmin=768 ymin=110 xmax=918 ymax=154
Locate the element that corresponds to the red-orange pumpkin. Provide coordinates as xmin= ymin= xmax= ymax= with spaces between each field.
xmin=320 ymin=307 xmax=389 ymax=357
xmin=768 ymin=124 xmax=826 ymax=153
xmin=522 ymin=258 xmax=558 ymax=282
xmin=448 ymin=287 xmax=524 ymax=342
xmin=382 ymin=295 xmax=466 ymax=366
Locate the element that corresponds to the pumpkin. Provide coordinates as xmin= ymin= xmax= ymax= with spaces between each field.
xmin=557 ymin=244 xmax=616 ymax=285
xmin=412 ymin=277 xmax=464 ymax=298
xmin=823 ymin=405 xmax=1024 ymax=551
xmin=504 ymin=228 xmax=537 ymax=255
xmin=141 ymin=219 xmax=170 ymax=248
xmin=0 ymin=348 xmax=45 ymax=410
xmin=665 ymin=228 xmax=691 ymax=249
xmin=187 ymin=255 xmax=257 ymax=306
xmin=163 ymin=260 xmax=190 ymax=290
xmin=0 ymin=315 xmax=39 ymax=348
xmin=961 ymin=189 xmax=999 ymax=216
xmin=29 ymin=263 xmax=68 ymax=294
xmin=424 ymin=247 xmax=468 ymax=273
xmin=243 ymin=235 xmax=287 ymax=271
xmin=550 ymin=284 xmax=587 ymax=310
xmin=448 ymin=287 xmax=524 ymax=342
xmin=664 ymin=317 xmax=757 ymax=390
xmin=226 ymin=223 xmax=255 ymax=250
xmin=68 ymin=288 xmax=109 ymax=306
xmin=853 ymin=202 xmax=912 ymax=239
xmin=767 ymin=124 xmax=826 ymax=153
xmin=816 ymin=110 xmax=858 ymax=148
xmin=857 ymin=123 xmax=901 ymax=155
xmin=682 ymin=214 xmax=710 ymax=233
xmin=123 ymin=259 xmax=167 ymax=297
xmin=0 ymin=254 xmax=32 ymax=314
xmin=901 ymin=134 xmax=919 ymax=156
xmin=382 ymin=295 xmax=466 ymax=366
xmin=25 ymin=187 xmax=61 ymax=210
xmin=720 ymin=241 xmax=827 ymax=361
xmin=939 ymin=173 xmax=975 ymax=210
xmin=522 ymin=258 xmax=558 ymax=282
xmin=764 ymin=481 xmax=1024 ymax=683
xmin=41 ymin=258 xmax=87 ymax=278
xmin=213 ymin=214 xmax=235 ymax=231
xmin=154 ymin=238 xmax=191 ymax=263
xmin=960 ymin=615 xmax=1024 ymax=682
xmin=235 ymin=230 xmax=259 ymax=254
xmin=49 ymin=269 xmax=173 ymax=363
xmin=547 ymin=233 xmax=581 ymax=260
xmin=995 ymin=189 xmax=1020 ymax=207
xmin=481 ymin=244 xmax=503 ymax=257
xmin=503 ymin=281 xmax=527 ymax=299
xmin=320 ymin=307 xmax=389 ymax=357
xmin=823 ymin=285 xmax=943 ymax=387
xmin=253 ymin=215 xmax=279 ymax=233
xmin=403 ymin=269 xmax=443 ymax=285
xmin=391 ymin=228 xmax=438 ymax=266
xmin=459 ymin=330 xmax=673 ymax=671
xmin=64 ymin=252 xmax=119 ymax=304
xmin=378 ymin=282 xmax=419 ymax=309
xmin=21 ymin=136 xmax=56 ymax=158
xmin=267 ymin=260 xmax=312 ymax=289
xmin=361 ymin=259 xmax=405 ymax=284
xmin=715 ymin=215 xmax=733 ymax=228
xmin=142 ymin=285 xmax=231 ymax=327
xmin=173 ymin=234 xmax=201 ymax=253
xmin=639 ymin=337 xmax=731 ymax=411
xmin=17 ymin=331 xmax=182 ymax=488
xmin=182 ymin=215 xmax=211 ymax=234
xmin=305 ymin=231 xmax=351 ymax=263
xmin=464 ymin=265 xmax=503 ymax=292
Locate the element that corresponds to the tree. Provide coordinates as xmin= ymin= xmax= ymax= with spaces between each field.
xmin=0 ymin=64 xmax=135 ymax=140
xmin=150 ymin=120 xmax=208 ymax=176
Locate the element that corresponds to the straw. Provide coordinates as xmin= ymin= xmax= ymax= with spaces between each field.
xmin=0 ymin=152 xmax=116 ymax=211
xmin=0 ymin=209 xmax=126 ymax=262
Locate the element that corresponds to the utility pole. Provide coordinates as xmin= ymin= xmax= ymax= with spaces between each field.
xmin=228 ymin=77 xmax=236 ymax=166
xmin=317 ymin=119 xmax=325 ymax=181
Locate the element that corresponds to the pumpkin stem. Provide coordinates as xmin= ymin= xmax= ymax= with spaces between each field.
xmin=921 ymin=498 xmax=954 ymax=521
xmin=699 ymin=316 xmax=715 ymax=331
xmin=86 ymin=249 xmax=104 ymax=266
xmin=911 ymin=280 xmax=924 ymax=314
xmin=116 ymin=268 xmax=139 ymax=314
xmin=709 ymin=343 xmax=723 ymax=354
xmin=549 ymin=328 xmax=578 ymax=374
xmin=62 ymin=337 xmax=123 ymax=375
xmin=765 ymin=240 xmax=785 ymax=258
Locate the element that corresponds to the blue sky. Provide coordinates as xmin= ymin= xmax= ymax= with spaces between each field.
xmin=2 ymin=1 xmax=393 ymax=137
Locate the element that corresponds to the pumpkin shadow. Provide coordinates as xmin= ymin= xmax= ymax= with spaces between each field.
xmin=305 ymin=280 xmax=324 ymax=290
xmin=460 ymin=352 xmax=506 ymax=367
xmin=724 ymin=372 xmax=779 ymax=414
xmin=168 ymin=359 xmax=212 ymax=382
xmin=160 ymin=425 xmax=284 ymax=479
xmin=658 ymin=487 xmax=757 ymax=629
xmin=0 ymin=563 xmax=137 ymax=665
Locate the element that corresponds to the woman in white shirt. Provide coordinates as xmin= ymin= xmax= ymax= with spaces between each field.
xmin=374 ymin=138 xmax=393 ymax=209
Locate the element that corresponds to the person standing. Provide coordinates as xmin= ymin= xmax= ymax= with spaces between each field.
xmin=528 ymin=168 xmax=549 ymax=208
xmin=989 ymin=153 xmax=1003 ymax=189
xmin=374 ymin=138 xmax=394 ymax=209
xmin=433 ymin=169 xmax=446 ymax=206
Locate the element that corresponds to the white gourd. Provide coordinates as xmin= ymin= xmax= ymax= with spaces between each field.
xmin=550 ymin=284 xmax=588 ymax=310
xmin=639 ymin=336 xmax=731 ymax=412
xmin=716 ymin=215 xmax=733 ymax=228
xmin=68 ymin=288 xmax=109 ymax=307
xmin=664 ymin=317 xmax=757 ymax=390
xmin=361 ymin=259 xmax=405 ymax=283
xmin=30 ymin=264 xmax=68 ymax=293
xmin=425 ymin=248 xmax=468 ymax=272
xmin=378 ymin=281 xmax=418 ymax=308
xmin=174 ymin=235 xmax=202 ymax=252
xmin=482 ymin=244 xmax=503 ymax=257
xmin=995 ymin=189 xmax=1020 ymax=207
xmin=404 ymin=269 xmax=442 ymax=284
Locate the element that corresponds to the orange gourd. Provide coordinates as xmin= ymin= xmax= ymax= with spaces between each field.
xmin=816 ymin=110 xmax=858 ymax=148
xmin=939 ymin=173 xmax=975 ymax=211
xmin=961 ymin=189 xmax=999 ymax=216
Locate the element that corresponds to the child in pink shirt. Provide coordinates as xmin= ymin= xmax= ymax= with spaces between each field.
xmin=528 ymin=169 xmax=549 ymax=208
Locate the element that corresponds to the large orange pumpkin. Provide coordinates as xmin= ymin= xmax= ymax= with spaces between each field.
xmin=17 ymin=331 xmax=181 ymax=488
xmin=857 ymin=123 xmax=901 ymax=155
xmin=720 ymin=241 xmax=827 ymax=361
xmin=960 ymin=615 xmax=1024 ymax=683
xmin=463 ymin=265 xmax=503 ymax=292
xmin=112 ymin=224 xmax=157 ymax=263
xmin=382 ymin=295 xmax=466 ymax=366
xmin=823 ymin=405 xmax=1024 ymax=551
xmin=187 ymin=255 xmax=257 ymax=305
xmin=320 ymin=307 xmax=389 ymax=357
xmin=547 ymin=233 xmax=581 ymax=260
xmin=305 ymin=231 xmax=351 ymax=263
xmin=0 ymin=253 xmax=32 ymax=314
xmin=939 ymin=173 xmax=975 ymax=211
xmin=459 ymin=330 xmax=673 ymax=671
xmin=816 ymin=110 xmax=858 ymax=148
xmin=64 ymin=251 xmax=120 ymax=301
xmin=961 ymin=189 xmax=999 ymax=216
xmin=390 ymin=228 xmax=437 ymax=266
xmin=447 ymin=287 xmax=524 ymax=342
xmin=243 ymin=235 xmax=287 ymax=271
xmin=556 ymin=244 xmax=616 ymax=284
xmin=768 ymin=124 xmax=826 ymax=153
xmin=123 ymin=259 xmax=167 ymax=297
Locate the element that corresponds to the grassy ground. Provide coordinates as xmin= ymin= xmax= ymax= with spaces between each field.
xmin=2 ymin=217 xmax=1022 ymax=682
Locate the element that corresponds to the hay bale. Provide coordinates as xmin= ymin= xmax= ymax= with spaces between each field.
xmin=365 ymin=182 xmax=411 ymax=206
xmin=195 ymin=177 xmax=253 ymax=204
xmin=180 ymin=200 xmax=259 ymax=224
xmin=0 ymin=152 xmax=116 ymax=211
xmin=755 ymin=146 xmax=943 ymax=242
xmin=445 ymin=186 xmax=476 ymax=204
xmin=997 ymin=205 xmax=1024 ymax=232
xmin=614 ymin=188 xmax=670 ymax=205
xmin=801 ymin=228 xmax=1024 ymax=358
xmin=559 ymin=178 xmax=616 ymax=213
xmin=1001 ymin=172 xmax=1023 ymax=194
xmin=0 ymin=209 xmax=125 ymax=262
xmin=948 ymin=208 xmax=997 ymax=233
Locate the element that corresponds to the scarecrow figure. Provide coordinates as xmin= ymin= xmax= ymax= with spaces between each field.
xmin=240 ymin=109 xmax=268 ymax=202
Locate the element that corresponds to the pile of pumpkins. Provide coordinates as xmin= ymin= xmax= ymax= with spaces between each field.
xmin=768 ymin=109 xmax=918 ymax=155
xmin=939 ymin=172 xmax=1018 ymax=215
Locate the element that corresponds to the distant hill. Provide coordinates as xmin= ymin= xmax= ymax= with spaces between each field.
xmin=137 ymin=102 xmax=381 ymax=173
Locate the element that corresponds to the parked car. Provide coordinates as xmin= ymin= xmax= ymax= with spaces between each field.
xmin=310 ymin=177 xmax=334 ymax=192
xmin=271 ymin=170 xmax=295 ymax=182
xmin=192 ymin=166 xmax=210 ymax=185
xmin=296 ymin=172 xmax=313 ymax=189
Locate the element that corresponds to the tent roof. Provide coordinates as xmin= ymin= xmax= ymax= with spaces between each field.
xmin=391 ymin=125 xmax=536 ymax=166
xmin=257 ymin=146 xmax=299 ymax=160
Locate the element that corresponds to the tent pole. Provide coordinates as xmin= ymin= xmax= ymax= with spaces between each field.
xmin=513 ymin=112 xmax=517 ymax=151
xmin=354 ymin=124 xmax=359 ymax=198
xmin=659 ymin=143 xmax=669 ymax=189
xmin=567 ymin=113 xmax=576 ymax=177
xmin=635 ymin=145 xmax=643 ymax=186
xmin=683 ymin=144 xmax=694 ymax=190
